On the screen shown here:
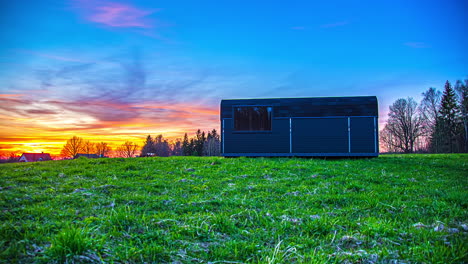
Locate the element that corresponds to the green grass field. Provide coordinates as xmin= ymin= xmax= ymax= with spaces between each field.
xmin=1 ymin=154 xmax=467 ymax=263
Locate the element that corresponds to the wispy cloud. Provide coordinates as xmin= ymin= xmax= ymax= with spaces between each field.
xmin=404 ymin=42 xmax=430 ymax=48
xmin=0 ymin=48 xmax=223 ymax=154
xmin=320 ymin=21 xmax=349 ymax=28
xmin=74 ymin=0 xmax=159 ymax=28
xmin=0 ymin=94 xmax=24 ymax=98
xmin=291 ymin=26 xmax=306 ymax=30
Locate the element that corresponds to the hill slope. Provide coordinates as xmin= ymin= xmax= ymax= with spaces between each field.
xmin=1 ymin=155 xmax=467 ymax=263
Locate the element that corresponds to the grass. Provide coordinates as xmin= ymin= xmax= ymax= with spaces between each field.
xmin=0 ymin=154 xmax=467 ymax=263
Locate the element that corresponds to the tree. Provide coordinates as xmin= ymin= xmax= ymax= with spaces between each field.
xmin=420 ymin=87 xmax=442 ymax=151
xmin=140 ymin=135 xmax=155 ymax=157
xmin=380 ymin=125 xmax=397 ymax=153
xmin=171 ymin=139 xmax=183 ymax=156
xmin=117 ymin=141 xmax=139 ymax=158
xmin=154 ymin=135 xmax=171 ymax=157
xmin=182 ymin=133 xmax=191 ymax=156
xmin=435 ymin=81 xmax=461 ymax=153
xmin=204 ymin=129 xmax=221 ymax=156
xmin=61 ymin=136 xmax=84 ymax=158
xmin=384 ymin=97 xmax=424 ymax=153
xmin=83 ymin=140 xmax=95 ymax=155
xmin=189 ymin=138 xmax=196 ymax=156
xmin=96 ymin=142 xmax=112 ymax=157
xmin=0 ymin=151 xmax=20 ymax=163
xmin=455 ymin=79 xmax=468 ymax=152
xmin=193 ymin=129 xmax=206 ymax=156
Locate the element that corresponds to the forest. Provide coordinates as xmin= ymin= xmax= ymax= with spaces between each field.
xmin=380 ymin=79 xmax=468 ymax=153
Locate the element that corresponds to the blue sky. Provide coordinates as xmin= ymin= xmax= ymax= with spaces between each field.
xmin=0 ymin=0 xmax=467 ymax=153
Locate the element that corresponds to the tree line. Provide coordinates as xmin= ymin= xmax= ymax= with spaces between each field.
xmin=59 ymin=129 xmax=221 ymax=159
xmin=61 ymin=137 xmax=113 ymax=158
xmin=140 ymin=129 xmax=221 ymax=157
xmin=381 ymin=79 xmax=468 ymax=153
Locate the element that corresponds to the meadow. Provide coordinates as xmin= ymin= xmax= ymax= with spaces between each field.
xmin=0 ymin=154 xmax=467 ymax=263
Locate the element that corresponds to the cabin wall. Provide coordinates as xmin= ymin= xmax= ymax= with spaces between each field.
xmin=292 ymin=118 xmax=348 ymax=153
xmin=223 ymin=119 xmax=289 ymax=153
xmin=222 ymin=116 xmax=378 ymax=156
xmin=350 ymin=117 xmax=377 ymax=153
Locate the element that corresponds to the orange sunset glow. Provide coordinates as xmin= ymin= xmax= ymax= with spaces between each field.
xmin=0 ymin=94 xmax=219 ymax=156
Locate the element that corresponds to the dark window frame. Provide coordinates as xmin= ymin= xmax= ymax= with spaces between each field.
xmin=232 ymin=105 xmax=273 ymax=132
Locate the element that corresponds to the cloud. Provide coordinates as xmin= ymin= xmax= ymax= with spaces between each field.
xmin=320 ymin=21 xmax=349 ymax=28
xmin=291 ymin=26 xmax=306 ymax=30
xmin=74 ymin=0 xmax=159 ymax=28
xmin=25 ymin=109 xmax=58 ymax=115
xmin=16 ymin=49 xmax=88 ymax=63
xmin=0 ymin=94 xmax=24 ymax=98
xmin=404 ymin=42 xmax=430 ymax=48
xmin=0 ymin=48 xmax=225 ymax=154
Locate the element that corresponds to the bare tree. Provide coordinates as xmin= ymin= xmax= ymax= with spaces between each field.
xmin=203 ymin=129 xmax=221 ymax=156
xmin=384 ymin=97 xmax=424 ymax=153
xmin=61 ymin=136 xmax=84 ymax=158
xmin=117 ymin=141 xmax=139 ymax=158
xmin=419 ymin=87 xmax=442 ymax=151
xmin=96 ymin=142 xmax=112 ymax=157
xmin=380 ymin=125 xmax=398 ymax=153
xmin=0 ymin=151 xmax=20 ymax=163
xmin=83 ymin=140 xmax=95 ymax=155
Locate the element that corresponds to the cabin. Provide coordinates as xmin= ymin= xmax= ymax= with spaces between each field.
xmin=220 ymin=96 xmax=378 ymax=157
xmin=19 ymin=153 xmax=52 ymax=162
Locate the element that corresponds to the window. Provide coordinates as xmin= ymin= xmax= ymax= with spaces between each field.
xmin=234 ymin=106 xmax=272 ymax=131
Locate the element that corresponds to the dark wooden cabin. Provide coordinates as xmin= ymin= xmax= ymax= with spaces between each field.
xmin=220 ymin=96 xmax=378 ymax=157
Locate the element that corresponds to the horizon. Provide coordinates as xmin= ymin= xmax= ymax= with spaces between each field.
xmin=1 ymin=0 xmax=467 ymax=155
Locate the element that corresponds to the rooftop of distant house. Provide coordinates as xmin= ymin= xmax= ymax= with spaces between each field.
xmin=19 ymin=153 xmax=52 ymax=162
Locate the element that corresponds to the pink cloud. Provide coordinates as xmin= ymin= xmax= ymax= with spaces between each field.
xmin=320 ymin=21 xmax=349 ymax=28
xmin=76 ymin=0 xmax=158 ymax=28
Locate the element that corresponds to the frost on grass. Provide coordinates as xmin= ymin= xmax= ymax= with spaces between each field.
xmin=412 ymin=222 xmax=428 ymax=229
xmin=280 ymin=215 xmax=302 ymax=224
xmin=264 ymin=240 xmax=302 ymax=264
xmin=338 ymin=235 xmax=363 ymax=249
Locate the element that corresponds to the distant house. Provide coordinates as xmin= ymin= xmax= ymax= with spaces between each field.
xmin=19 ymin=153 xmax=52 ymax=162
xmin=75 ymin=153 xmax=100 ymax=159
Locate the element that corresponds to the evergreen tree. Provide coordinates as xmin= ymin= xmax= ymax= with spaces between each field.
xmin=455 ymin=79 xmax=468 ymax=152
xmin=182 ymin=133 xmax=190 ymax=156
xmin=193 ymin=129 xmax=205 ymax=156
xmin=141 ymin=135 xmax=155 ymax=157
xmin=154 ymin=135 xmax=171 ymax=157
xmin=189 ymin=138 xmax=197 ymax=156
xmin=172 ymin=139 xmax=183 ymax=156
xmin=436 ymin=81 xmax=461 ymax=152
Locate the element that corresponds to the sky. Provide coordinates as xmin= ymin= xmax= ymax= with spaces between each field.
xmin=0 ymin=0 xmax=467 ymax=155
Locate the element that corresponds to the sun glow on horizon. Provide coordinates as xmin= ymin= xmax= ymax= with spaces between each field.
xmin=0 ymin=101 xmax=220 ymax=156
